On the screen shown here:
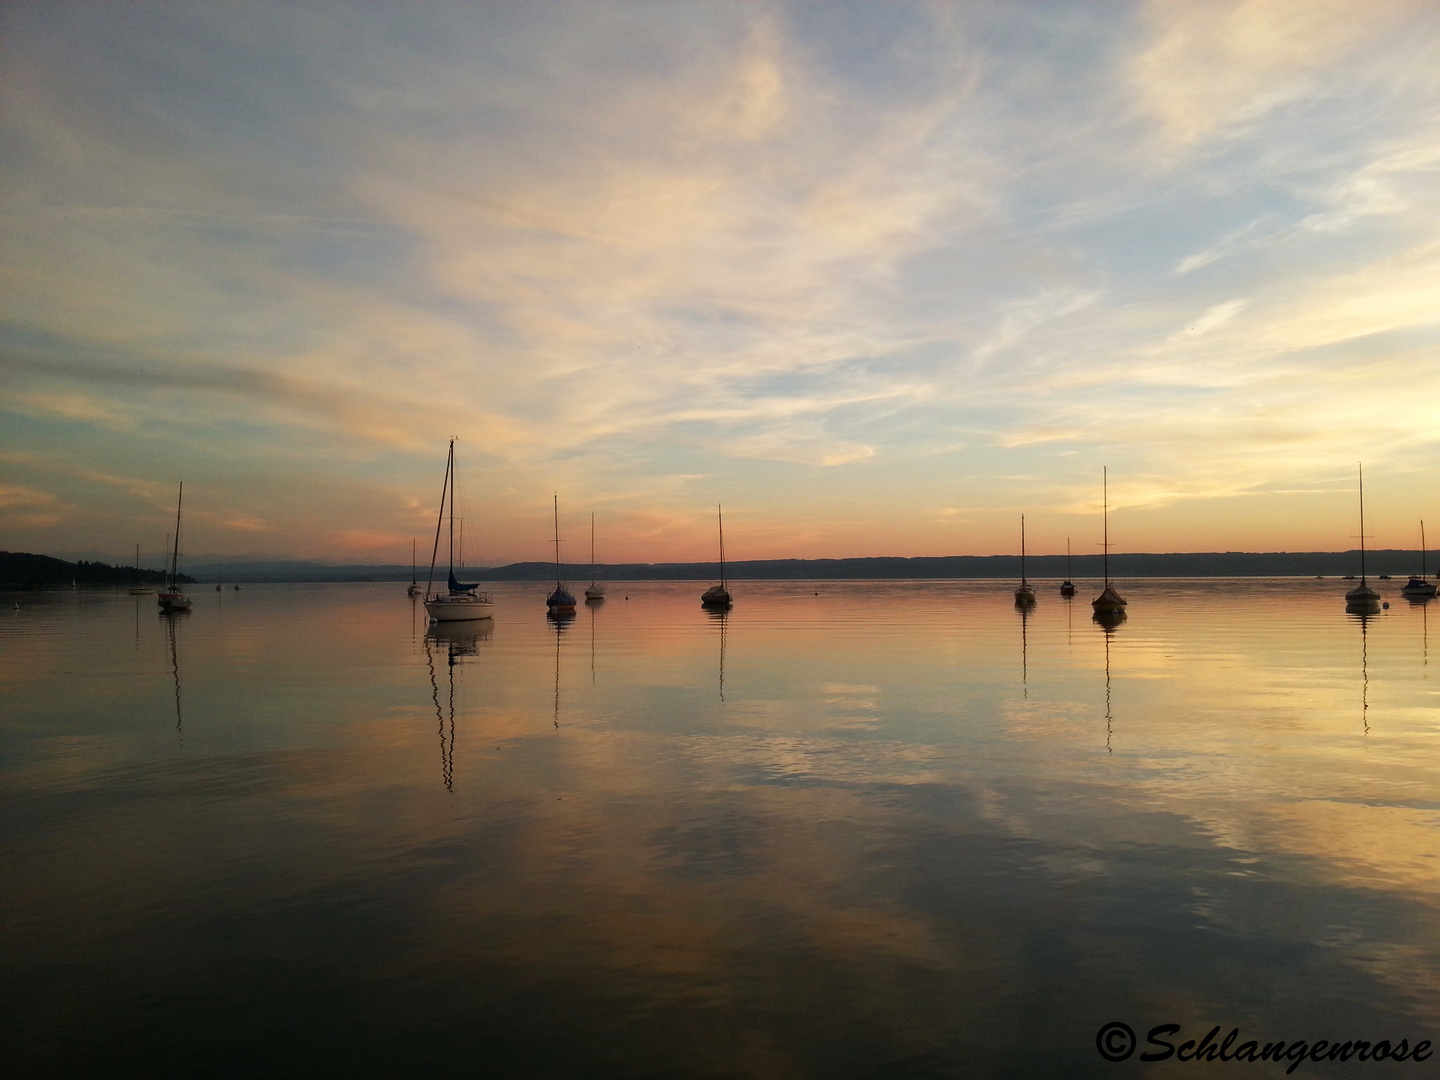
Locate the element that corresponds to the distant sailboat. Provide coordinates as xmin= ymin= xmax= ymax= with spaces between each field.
xmin=423 ymin=440 xmax=495 ymax=621
xmin=546 ymin=495 xmax=577 ymax=615
xmin=1345 ymin=464 xmax=1381 ymax=611
xmin=215 ymin=562 xmax=224 ymax=592
xmin=1091 ymin=468 xmax=1127 ymax=616
xmin=1014 ymin=514 xmax=1035 ymax=604
xmin=1059 ymin=537 xmax=1076 ymax=597
xmin=128 ymin=543 xmax=152 ymax=595
xmin=585 ymin=512 xmax=605 ymax=601
xmin=407 ymin=538 xmax=422 ymax=596
xmin=157 ymin=484 xmax=192 ymax=612
xmin=701 ymin=505 xmax=732 ymax=608
xmin=1401 ymin=520 xmax=1436 ymax=599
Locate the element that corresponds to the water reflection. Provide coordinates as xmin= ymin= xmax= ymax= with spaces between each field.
xmin=424 ymin=619 xmax=493 ymax=790
xmin=1017 ymin=601 xmax=1030 ymax=698
xmin=708 ymin=607 xmax=729 ymax=704
xmin=165 ymin=607 xmax=183 ymax=741
xmin=1349 ymin=609 xmax=1373 ymax=735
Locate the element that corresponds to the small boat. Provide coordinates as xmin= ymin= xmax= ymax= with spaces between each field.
xmin=157 ymin=484 xmax=192 ymax=612
xmin=1091 ymin=467 xmax=1127 ymax=615
xmin=584 ymin=512 xmax=605 ymax=601
xmin=1059 ymin=537 xmax=1075 ymax=597
xmin=701 ymin=505 xmax=732 ymax=608
xmin=546 ymin=494 xmax=577 ymax=615
xmin=128 ymin=543 xmax=152 ymax=595
xmin=1014 ymin=514 xmax=1035 ymax=604
xmin=215 ymin=563 xmax=224 ymax=592
xmin=407 ymin=538 xmax=422 ymax=596
xmin=1378 ymin=574 xmax=1391 ymax=580
xmin=423 ymin=440 xmax=495 ymax=621
xmin=1344 ymin=464 xmax=1380 ymax=611
xmin=1401 ymin=521 xmax=1437 ymax=598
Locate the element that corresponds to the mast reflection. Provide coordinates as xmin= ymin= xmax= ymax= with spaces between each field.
xmin=709 ymin=607 xmax=729 ymax=704
xmin=1348 ymin=609 xmax=1373 ymax=735
xmin=1018 ymin=601 xmax=1030 ymax=698
xmin=547 ymin=610 xmax=571 ymax=729
xmin=424 ymin=619 xmax=492 ymax=790
xmin=163 ymin=607 xmax=184 ymax=742
xmin=1094 ymin=608 xmax=1124 ymax=752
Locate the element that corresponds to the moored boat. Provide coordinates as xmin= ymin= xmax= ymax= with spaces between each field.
xmin=423 ymin=440 xmax=495 ymax=622
xmin=1400 ymin=520 xmax=1437 ymax=599
xmin=546 ymin=495 xmax=577 ymax=615
xmin=701 ymin=505 xmax=732 ymax=608
xmin=1014 ymin=514 xmax=1035 ymax=604
xmin=1345 ymin=464 xmax=1380 ymax=612
xmin=157 ymin=484 xmax=192 ymax=612
xmin=1091 ymin=468 xmax=1127 ymax=615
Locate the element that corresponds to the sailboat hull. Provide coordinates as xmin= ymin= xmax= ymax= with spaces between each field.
xmin=425 ymin=594 xmax=495 ymax=620
xmin=701 ymin=586 xmax=731 ymax=607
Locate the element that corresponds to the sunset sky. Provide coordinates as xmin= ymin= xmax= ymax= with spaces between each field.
xmin=3 ymin=0 xmax=1438 ymax=567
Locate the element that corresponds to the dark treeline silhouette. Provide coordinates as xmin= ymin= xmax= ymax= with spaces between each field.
xmin=10 ymin=549 xmax=1431 ymax=584
xmin=1 ymin=552 xmax=187 ymax=587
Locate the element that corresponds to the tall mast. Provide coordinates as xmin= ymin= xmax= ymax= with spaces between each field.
xmin=553 ymin=494 xmax=563 ymax=588
xmin=426 ymin=439 xmax=452 ymax=598
xmin=590 ymin=512 xmax=596 ymax=587
xmin=1423 ymin=521 xmax=1429 ymax=580
xmin=1101 ymin=467 xmax=1109 ymax=587
xmin=1066 ymin=537 xmax=1072 ymax=579
xmin=1358 ymin=463 xmax=1367 ymax=584
xmin=1020 ymin=514 xmax=1027 ymax=586
xmin=447 ymin=441 xmax=456 ymax=577
xmin=170 ymin=482 xmax=183 ymax=588
xmin=718 ymin=505 xmax=726 ymax=589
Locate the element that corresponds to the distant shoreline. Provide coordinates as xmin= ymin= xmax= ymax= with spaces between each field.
xmin=9 ymin=549 xmax=1430 ymax=585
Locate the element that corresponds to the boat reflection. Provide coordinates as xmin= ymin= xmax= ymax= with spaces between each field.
xmin=423 ymin=618 xmax=493 ymax=791
xmin=1348 ymin=608 xmax=1374 ymax=735
xmin=1092 ymin=608 xmax=1127 ymax=633
xmin=165 ymin=608 xmax=183 ymax=741
xmin=709 ymin=607 xmax=729 ymax=703
xmin=1017 ymin=601 xmax=1030 ymax=698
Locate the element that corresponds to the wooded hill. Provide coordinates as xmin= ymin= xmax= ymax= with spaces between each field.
xmin=0 ymin=552 xmax=190 ymax=587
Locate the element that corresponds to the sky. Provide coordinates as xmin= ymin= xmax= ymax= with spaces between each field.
xmin=3 ymin=0 xmax=1439 ymax=567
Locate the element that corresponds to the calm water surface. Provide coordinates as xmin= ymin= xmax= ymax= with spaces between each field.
xmin=2 ymin=579 xmax=1438 ymax=1077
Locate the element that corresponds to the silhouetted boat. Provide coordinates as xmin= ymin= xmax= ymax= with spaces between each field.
xmin=407 ymin=538 xmax=421 ymax=596
xmin=128 ymin=543 xmax=152 ymax=595
xmin=701 ymin=505 xmax=732 ymax=608
xmin=1345 ymin=464 xmax=1380 ymax=611
xmin=1014 ymin=514 xmax=1035 ymax=604
xmin=1060 ymin=537 xmax=1075 ymax=597
xmin=584 ymin=512 xmax=605 ymax=601
xmin=546 ymin=494 xmax=577 ymax=615
xmin=157 ymin=484 xmax=192 ymax=612
xmin=423 ymin=440 xmax=495 ymax=621
xmin=1401 ymin=521 xmax=1437 ymax=598
xmin=1091 ymin=468 xmax=1127 ymax=615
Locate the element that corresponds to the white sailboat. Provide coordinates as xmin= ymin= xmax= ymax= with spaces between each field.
xmin=1345 ymin=464 xmax=1381 ymax=611
xmin=584 ymin=512 xmax=605 ymax=601
xmin=423 ymin=440 xmax=494 ymax=622
xmin=546 ymin=495 xmax=577 ymax=615
xmin=701 ymin=505 xmax=732 ymax=608
xmin=1091 ymin=468 xmax=1127 ymax=616
xmin=1014 ymin=514 xmax=1035 ymax=604
xmin=157 ymin=484 xmax=192 ymax=612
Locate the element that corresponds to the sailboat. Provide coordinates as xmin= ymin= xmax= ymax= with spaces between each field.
xmin=1059 ymin=537 xmax=1076 ymax=597
xmin=1014 ymin=514 xmax=1035 ymax=604
xmin=407 ymin=538 xmax=422 ymax=596
xmin=128 ymin=543 xmax=152 ymax=595
xmin=584 ymin=512 xmax=605 ymax=601
xmin=1401 ymin=521 xmax=1437 ymax=599
xmin=1345 ymin=464 xmax=1381 ymax=612
xmin=423 ymin=440 xmax=495 ymax=621
xmin=1091 ymin=468 xmax=1127 ymax=616
xmin=215 ymin=562 xmax=224 ymax=592
xmin=701 ymin=505 xmax=732 ymax=608
xmin=157 ymin=483 xmax=192 ymax=612
xmin=546 ymin=495 xmax=577 ymax=615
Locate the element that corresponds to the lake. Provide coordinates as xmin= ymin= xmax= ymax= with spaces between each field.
xmin=2 ymin=579 xmax=1437 ymax=1077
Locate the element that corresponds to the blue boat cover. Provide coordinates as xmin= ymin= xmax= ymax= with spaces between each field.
xmin=448 ymin=571 xmax=479 ymax=593
xmin=547 ymin=587 xmax=577 ymax=607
